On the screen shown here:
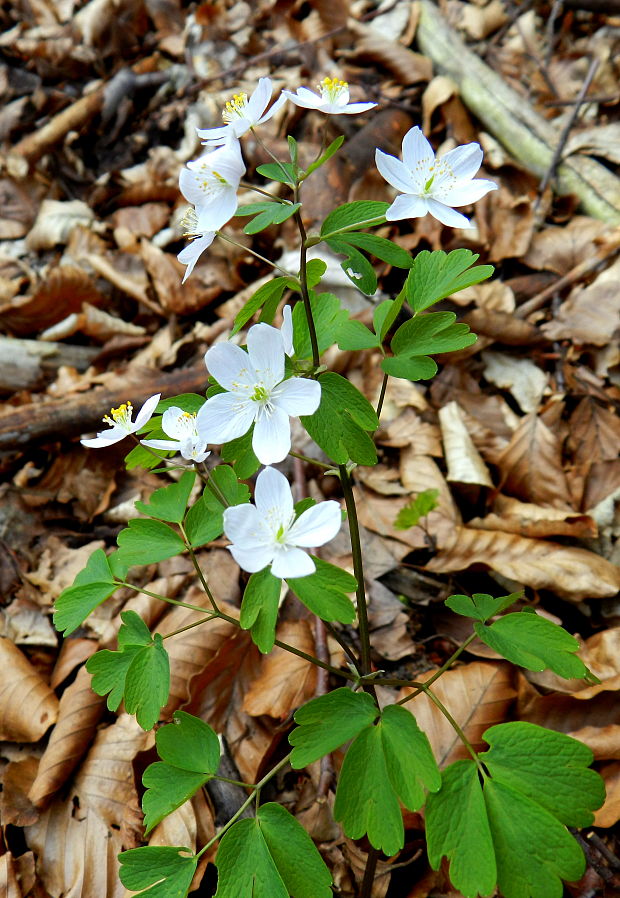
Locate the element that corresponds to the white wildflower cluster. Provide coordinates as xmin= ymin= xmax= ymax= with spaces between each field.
xmin=81 ymin=74 xmax=497 ymax=580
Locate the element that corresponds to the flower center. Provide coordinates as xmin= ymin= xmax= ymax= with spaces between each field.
xmin=275 ymin=523 xmax=288 ymax=544
xmin=177 ymin=412 xmax=198 ymax=437
xmin=250 ymin=385 xmax=270 ymax=403
xmin=181 ymin=207 xmax=199 ymax=237
xmin=195 ymin=162 xmax=231 ymax=200
xmin=319 ymin=76 xmax=348 ymax=103
xmin=223 ymin=92 xmax=249 ymax=122
xmin=103 ymin=401 xmax=133 ymax=430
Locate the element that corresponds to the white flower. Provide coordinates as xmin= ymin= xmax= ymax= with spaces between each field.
xmin=202 ymin=322 xmax=321 ymax=465
xmin=81 ymin=394 xmax=161 ymax=448
xmin=141 ymin=406 xmax=211 ymax=462
xmin=196 ymin=77 xmax=287 ymax=147
xmin=177 ymin=206 xmax=216 ymax=283
xmin=223 ymin=466 xmax=341 ymax=577
xmin=179 ymin=140 xmax=245 ymax=232
xmin=282 ymin=77 xmax=376 ymax=115
xmin=375 ymin=126 xmax=497 ymax=228
xmin=281 ymin=304 xmax=294 ymax=357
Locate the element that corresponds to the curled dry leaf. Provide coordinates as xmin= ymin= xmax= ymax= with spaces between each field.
xmin=26 ymin=199 xmax=95 ymax=251
xmin=367 ymin=579 xmax=413 ymax=662
xmin=482 ymin=351 xmax=547 ymax=414
xmin=28 ymin=665 xmax=105 ymax=808
xmin=523 ymin=216 xmax=615 ymax=275
xmin=399 ymin=661 xmax=516 ymax=767
xmin=439 ymin=401 xmax=493 ymax=487
xmin=346 ymin=31 xmax=432 ymax=85
xmin=0 ymin=638 xmax=59 ymax=741
xmin=469 ymin=495 xmax=598 ymax=540
xmin=242 ymin=620 xmax=317 ymax=719
xmin=1 ymin=757 xmax=39 ymax=827
xmin=594 ymin=762 xmax=620 ymax=828
xmin=567 ymin=397 xmax=620 ymax=469
xmin=377 ymin=408 xmax=442 ymax=454
xmin=427 ymin=526 xmax=620 ymax=601
xmin=40 ymin=302 xmax=146 ymax=343
xmin=463 ymin=308 xmax=541 ymax=346
xmin=487 ymin=185 xmax=535 ymax=262
xmin=495 ymin=413 xmax=572 ymax=509
xmin=542 ymin=256 xmax=620 ymax=346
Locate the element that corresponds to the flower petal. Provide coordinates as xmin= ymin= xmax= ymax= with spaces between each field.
xmin=385 ymin=193 xmax=430 ymax=221
xmin=200 ymin=392 xmax=256 ymax=444
xmin=339 ymin=101 xmax=377 ymax=114
xmin=256 ymin=92 xmax=288 ymax=124
xmin=133 ymin=393 xmax=161 ymax=430
xmin=438 ymin=142 xmax=483 ymax=183
xmin=288 ymin=500 xmax=342 ymax=547
xmin=272 ymin=547 xmax=315 ymax=579
xmin=375 ymin=149 xmax=418 ymax=194
xmin=205 ymin=342 xmax=256 ymax=392
xmin=253 ymin=405 xmax=291 ymax=464
xmin=401 ymin=126 xmax=435 ymax=178
xmin=141 ymin=438 xmax=182 ymax=451
xmin=179 ymin=233 xmax=215 ymax=282
xmin=272 ymin=377 xmax=321 ymax=416
xmin=223 ymin=503 xmax=271 ymax=548
xmin=246 ymin=77 xmax=272 ymax=120
xmin=437 ymin=179 xmax=497 ymax=206
xmin=281 ymin=304 xmax=294 ymax=356
xmin=282 ymin=88 xmax=324 ymax=110
xmin=228 ymin=543 xmax=275 ymax=574
xmin=425 ymin=198 xmax=472 ymax=228
xmin=196 ymin=125 xmax=229 ymax=144
xmin=246 ymin=323 xmax=285 ymax=389
xmin=81 ymin=428 xmax=125 ymax=448
xmin=254 ymin=466 xmax=294 ymax=524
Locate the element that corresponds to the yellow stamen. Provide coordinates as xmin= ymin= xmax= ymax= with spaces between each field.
xmin=103 ymin=401 xmax=133 ymax=428
xmin=222 ymin=92 xmax=248 ymax=122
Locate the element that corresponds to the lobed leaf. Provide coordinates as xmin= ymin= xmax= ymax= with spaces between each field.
xmin=119 ymin=845 xmax=197 ymax=897
xmin=445 ymin=591 xmax=522 ymax=622
xmin=123 ymin=634 xmax=170 ymax=730
xmin=301 ymin=372 xmax=379 ymax=465
xmin=116 ymin=518 xmax=185 ymax=566
xmin=381 ymin=355 xmax=437 ymax=382
xmin=239 ymin=567 xmax=282 ymax=653
xmin=288 ymin=557 xmax=356 ymax=624
xmin=289 ymin=688 xmax=377 ymax=768
xmin=53 ymin=548 xmax=118 ymax=635
xmin=391 ymin=311 xmax=477 ymax=357
xmin=135 ymin=470 xmax=196 ymax=524
xmin=405 ymin=248 xmax=494 ymax=313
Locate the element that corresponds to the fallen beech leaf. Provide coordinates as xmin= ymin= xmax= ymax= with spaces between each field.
xmin=487 ymin=186 xmax=535 ymax=262
xmin=567 ymin=398 xmax=620 ymax=468
xmin=427 ymin=526 xmax=620 ymax=601
xmin=242 ymin=620 xmax=317 ymax=719
xmin=109 ymin=202 xmax=170 ymax=238
xmin=50 ymin=637 xmax=98 ymax=689
xmin=399 ymin=661 xmax=516 ymax=767
xmin=26 ymin=199 xmax=94 ymax=251
xmin=0 ymin=638 xmax=59 ymax=741
xmin=527 ymin=627 xmax=620 ymax=698
xmin=422 ymin=75 xmax=457 ymax=134
xmin=0 ymin=852 xmax=24 ymax=898
xmin=594 ymin=762 xmax=620 ymax=827
xmin=149 ymin=799 xmax=198 ymax=851
xmin=523 ymin=216 xmax=614 ymax=275
xmin=482 ymin=351 xmax=548 ymax=414
xmin=28 ymin=665 xmax=105 ymax=808
xmin=495 ymin=413 xmax=572 ymax=509
xmin=542 ymin=257 xmax=620 ymax=346
xmin=367 ymin=580 xmax=413 ymax=661
xmin=41 ymin=302 xmax=146 ymax=343
xmin=469 ymin=495 xmax=597 ymax=540
xmin=399 ymin=453 xmax=461 ymax=547
xmin=439 ymin=401 xmax=493 ymax=487
xmin=377 ymin=408 xmax=442 ymax=454
xmin=27 ymin=538 xmax=106 ymax=603
xmin=1 ymin=757 xmax=39 ymax=827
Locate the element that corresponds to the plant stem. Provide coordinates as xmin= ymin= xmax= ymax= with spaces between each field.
xmin=376 ymin=372 xmax=389 ymax=419
xmin=420 ymin=684 xmax=485 ymax=775
xmin=253 ymin=130 xmax=295 ymax=184
xmin=239 ymin=181 xmax=293 ymax=203
xmin=162 ymin=616 xmax=216 ymax=640
xmin=397 ymin=633 xmax=477 ymax=704
xmin=319 ymin=215 xmax=386 ymax=241
xmin=293 ymin=198 xmax=320 ymax=368
xmin=180 ymin=526 xmax=220 ymax=614
xmin=360 ymin=847 xmax=380 ymax=898
xmin=338 ymin=465 xmax=372 ymax=678
xmin=196 ymin=752 xmax=293 ymax=857
xmin=289 ymin=450 xmax=332 ymax=470
xmin=216 ymin=231 xmax=296 ymax=277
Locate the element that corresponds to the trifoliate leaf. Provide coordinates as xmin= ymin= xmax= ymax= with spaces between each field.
xmin=215 ymin=817 xmax=288 ymax=898
xmin=142 ymin=711 xmax=220 ymax=833
xmin=135 ymin=471 xmax=196 ymax=524
xmin=240 ymin=567 xmax=282 ymax=653
xmin=119 ymin=846 xmax=197 ymax=898
xmin=301 ymin=371 xmax=379 ymax=465
xmin=475 ymin=612 xmax=588 ymax=679
xmin=391 ymin=310 xmax=476 ymax=357
xmin=87 ymin=645 xmax=141 ymax=711
xmin=123 ymin=634 xmax=170 ymax=730
xmin=288 ymin=557 xmax=356 ymax=624
xmin=445 ymin=591 xmax=522 ymax=622
xmin=405 ymin=248 xmax=494 ymax=312
xmin=481 ymin=722 xmax=605 ymax=827
xmin=394 ymin=489 xmax=439 ymax=530
xmin=116 ymin=518 xmax=185 ymax=566
xmin=54 ymin=548 xmax=117 ymax=635
xmin=289 ymin=688 xmax=377 ymax=768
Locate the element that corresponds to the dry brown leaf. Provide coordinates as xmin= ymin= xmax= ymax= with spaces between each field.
xmin=438 ymin=401 xmax=493 ymax=487
xmin=0 ymin=178 xmax=38 ymax=239
xmin=26 ymin=199 xmax=95 ymax=251
xmin=72 ymin=713 xmax=152 ymax=846
xmin=594 ymin=762 xmax=620 ymax=827
xmin=487 ymin=186 xmax=535 ymax=262
xmin=495 ymin=413 xmax=572 ymax=509
xmin=27 ymin=538 xmax=106 ymax=603
xmin=427 ymin=526 xmax=620 ymax=601
xmin=523 ymin=216 xmax=614 ymax=275
xmin=367 ymin=580 xmax=413 ymax=661
xmin=50 ymin=637 xmax=98 ymax=689
xmin=469 ymin=495 xmax=598 ymax=540
xmin=0 ymin=852 xmax=23 ymax=898
xmin=567 ymin=398 xmax=620 ymax=468
xmin=109 ymin=202 xmax=170 ymax=239
xmin=482 ymin=351 xmax=547 ymax=414
xmin=422 ymin=75 xmax=457 ymax=134
xmin=242 ymin=620 xmax=317 ymax=719
xmin=28 ymin=665 xmax=105 ymax=808
xmin=347 ymin=32 xmax=432 ymax=85
xmin=1 ymin=756 xmax=39 ymax=827
xmin=542 ymin=256 xmax=620 ymax=346
xmin=376 ymin=408 xmax=442 ymax=454
xmin=452 ymin=279 xmax=516 ymax=312
xmin=399 ymin=453 xmax=461 ymax=547
xmin=583 ymin=459 xmax=620 ymax=512
xmin=0 ymin=638 xmax=59 ymax=741
xmin=148 ymin=800 xmax=198 ymax=851
xmin=399 ymin=662 xmax=516 ymax=767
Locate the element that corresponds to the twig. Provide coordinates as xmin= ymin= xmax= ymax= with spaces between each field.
xmin=534 ymin=57 xmax=599 ymax=211
xmin=544 ymin=0 xmax=564 ymax=73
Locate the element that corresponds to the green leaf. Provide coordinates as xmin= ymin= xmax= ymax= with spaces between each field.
xmin=481 ymin=722 xmax=605 ymax=827
xmin=303 ymin=134 xmax=344 ymax=178
xmin=124 ymin=442 xmax=171 ymax=470
xmin=475 ymin=612 xmax=589 ymax=679
xmin=243 ymin=202 xmax=301 ymax=235
xmin=142 ymin=711 xmax=220 ymax=832
xmin=232 ymin=277 xmax=290 ymax=336
xmin=288 ymin=135 xmax=299 ymax=166
xmin=156 ymin=394 xmax=206 ymax=415
xmin=380 ymin=705 xmax=441 ymax=808
xmin=335 ymin=318 xmax=380 ymax=351
xmin=86 ymin=609 xmax=154 ymax=712
xmin=240 ymin=567 xmax=282 ymax=653
xmin=374 ymin=290 xmax=406 ymax=343
xmin=184 ymin=495 xmax=223 ymax=547
xmin=320 ymin=201 xmax=389 ymax=237
xmin=289 ymin=688 xmax=378 ymax=768
xmin=292 ymin=291 xmax=349 ymax=358
xmin=256 ymin=161 xmax=297 ymax=186
xmin=324 ymin=237 xmax=377 ymax=295
xmin=118 ymin=609 xmax=153 ymax=646
xmin=426 ymin=760 xmax=496 ymax=898
xmin=405 ymin=248 xmax=494 ymax=313
xmin=300 ymin=372 xmax=379 ymax=465
xmin=54 ymin=548 xmax=117 ymax=635
xmin=381 ymin=355 xmax=438 ymax=382
xmin=123 ymin=634 xmax=170 ymax=730
xmin=215 ymin=817 xmax=288 ymax=898
xmin=337 ymin=232 xmax=413 ymax=268
xmin=235 ymin=201 xmax=279 ymax=216
xmin=333 ymin=724 xmax=404 ymax=856
xmin=116 ymin=518 xmax=185 ymax=566
xmin=445 ymin=591 xmax=522 ymax=622
xmin=303 ymin=259 xmax=327 ymax=288
xmin=256 ymin=803 xmax=333 ymax=898
xmin=220 ymin=430 xmax=260 ymax=479
xmin=119 ymin=846 xmax=197 ymax=898
xmin=288 ymin=557 xmax=356 ymax=624
xmin=135 ymin=471 xmax=196 ymax=524
xmin=394 ymin=489 xmax=439 ymax=529
xmin=426 ymin=723 xmax=606 ymax=898
xmin=207 ymin=464 xmax=250 ymax=507
xmin=391 ymin=311 xmax=476 ymax=357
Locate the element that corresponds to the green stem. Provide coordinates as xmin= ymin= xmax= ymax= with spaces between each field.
xmin=319 ymin=216 xmax=386 ymax=241
xmin=397 ymin=633 xmax=477 ymax=704
xmin=253 ymin=130 xmax=295 ymax=184
xmin=196 ymin=752 xmax=293 ymax=857
xmin=420 ymin=684 xmax=485 ymax=774
xmin=338 ymin=465 xmax=372 ymax=677
xmin=375 ymin=372 xmax=389 ymax=419
xmin=180 ymin=525 xmax=220 ymax=614
xmin=162 ymin=616 xmax=216 ymax=640
xmin=293 ymin=197 xmax=320 ymax=369
xmin=289 ymin=451 xmax=331 ymax=470
xmin=118 ymin=582 xmax=213 ymax=615
xmin=211 ymin=774 xmax=255 ymax=788
xmin=216 ymin=231 xmax=296 ymax=278
xmin=239 ymin=181 xmax=293 ymax=203
xmin=360 ymin=847 xmax=380 ymax=898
